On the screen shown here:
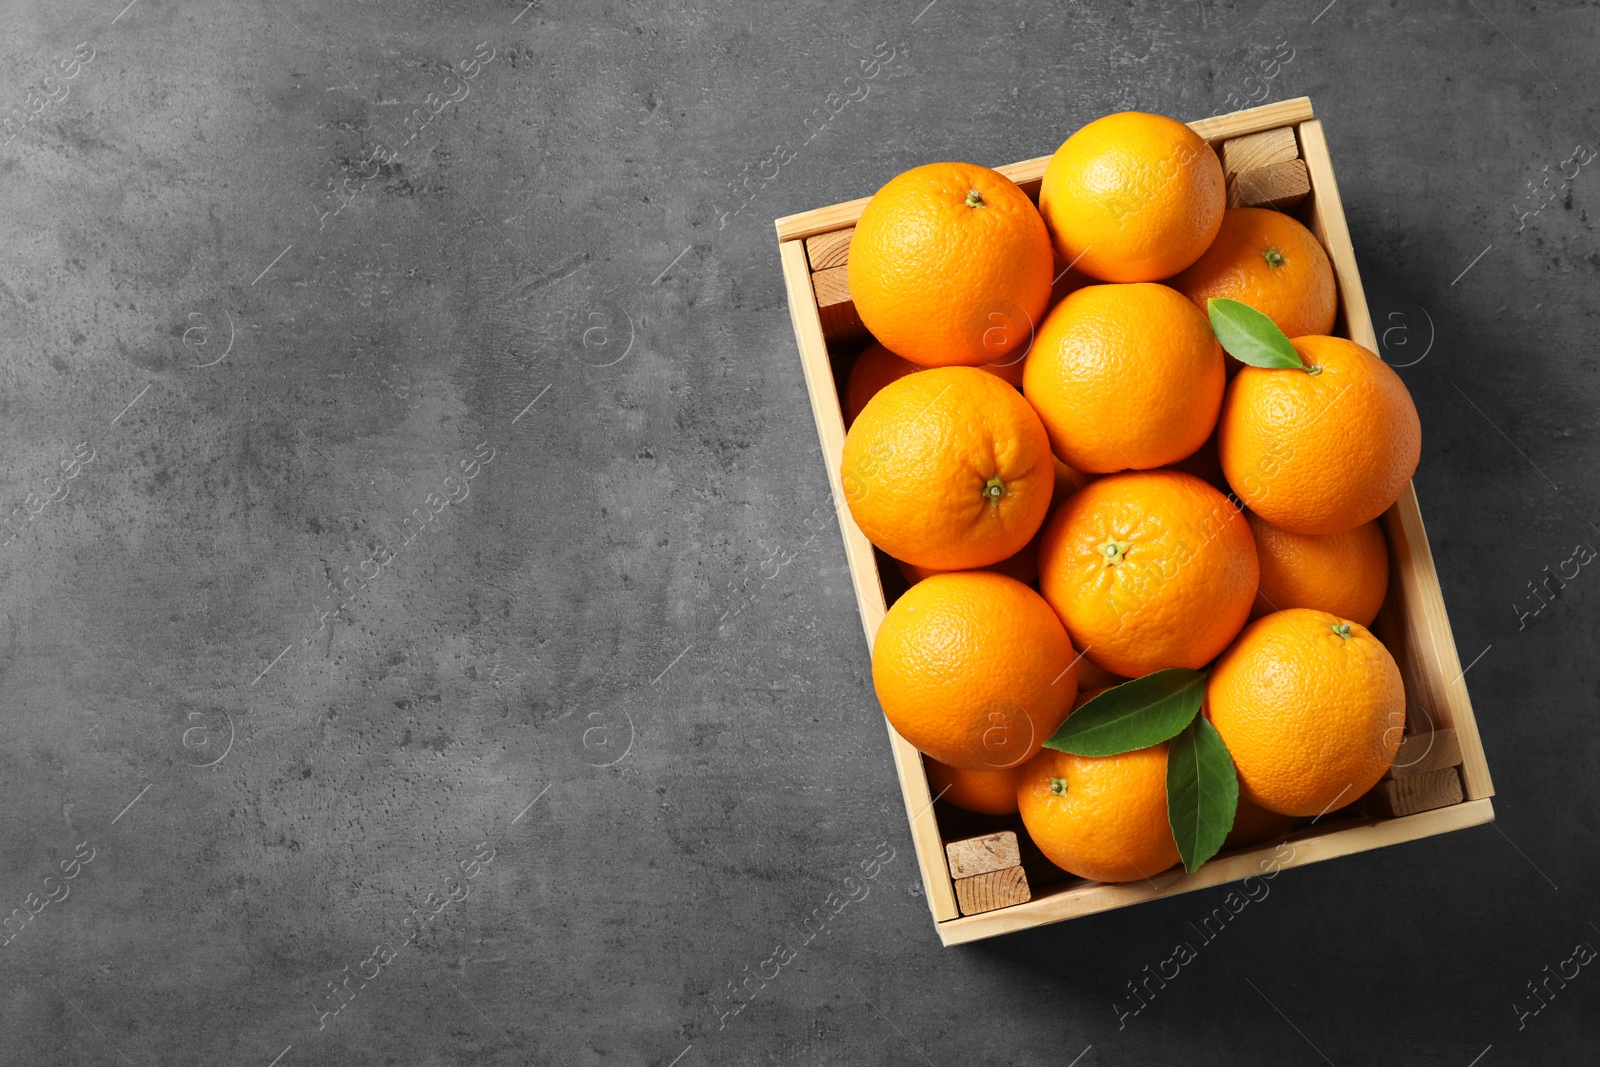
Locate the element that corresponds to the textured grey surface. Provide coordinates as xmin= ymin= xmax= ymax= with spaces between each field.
xmin=1 ymin=0 xmax=1597 ymax=1064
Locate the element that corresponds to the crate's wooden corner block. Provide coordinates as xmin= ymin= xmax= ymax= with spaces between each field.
xmin=944 ymin=831 xmax=1021 ymax=879
xmin=1362 ymin=767 xmax=1464 ymax=818
xmin=1384 ymin=729 xmax=1463 ymax=780
xmin=811 ymin=264 xmax=866 ymax=343
xmin=1220 ymin=126 xmax=1299 ymax=179
xmin=954 ymin=865 xmax=1030 ymax=916
xmin=1227 ymin=158 xmax=1310 ymax=210
xmin=805 ymin=227 xmax=854 ymax=271
xmin=811 ymin=264 xmax=851 ymax=307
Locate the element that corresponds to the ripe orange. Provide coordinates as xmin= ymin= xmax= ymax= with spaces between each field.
xmin=843 ymin=342 xmax=920 ymax=427
xmin=1050 ymin=257 xmax=1095 ymax=307
xmin=849 ymin=162 xmax=1053 ymax=367
xmin=1207 ymin=608 xmax=1405 ymax=817
xmin=1038 ymin=112 xmax=1225 ymax=282
xmin=1219 ymin=336 xmax=1421 ymax=535
xmin=980 ymin=351 xmax=1028 ymax=389
xmin=844 ymin=341 xmax=1028 ymax=426
xmin=872 ymin=572 xmax=1079 ymax=771
xmin=1073 ymin=685 xmax=1110 ymax=708
xmin=1170 ymin=208 xmax=1337 ymax=342
xmin=1222 ymin=792 xmax=1298 ymax=850
xmin=897 ymin=525 xmax=1042 ymax=587
xmin=1017 ymin=743 xmax=1180 ymax=883
xmin=843 ymin=367 xmax=1053 ymax=570
xmin=926 ymin=758 xmax=1024 ymax=816
xmin=1164 ymin=426 xmax=1228 ymax=493
xmin=1023 ymin=283 xmax=1224 ymax=473
xmin=1075 ymin=658 xmax=1126 ymax=693
xmin=1053 ymin=455 xmax=1096 ymax=501
xmin=1247 ymin=512 xmax=1389 ymax=626
xmin=1038 ymin=470 xmax=1258 ymax=678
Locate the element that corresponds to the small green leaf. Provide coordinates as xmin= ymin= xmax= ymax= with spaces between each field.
xmin=1207 ymin=297 xmax=1304 ymax=370
xmin=1166 ymin=715 xmax=1240 ymax=874
xmin=1044 ymin=668 xmax=1206 ymax=757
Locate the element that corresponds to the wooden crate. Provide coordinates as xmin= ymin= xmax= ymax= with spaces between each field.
xmin=774 ymin=98 xmax=1496 ymax=946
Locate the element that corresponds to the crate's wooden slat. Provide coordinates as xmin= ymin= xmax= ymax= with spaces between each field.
xmin=778 ymin=238 xmax=959 ymax=923
xmin=1227 ymin=159 xmax=1310 ymax=210
xmin=935 ymin=800 xmax=1494 ymax=946
xmin=1362 ymin=768 xmax=1464 ymax=818
xmin=885 ymin=730 xmax=959 ymax=920
xmin=1384 ymin=729 xmax=1463 ymax=779
xmin=1369 ymin=547 xmax=1436 ymax=735
xmin=805 ymin=227 xmax=854 ymax=271
xmin=776 ymin=196 xmax=875 ymax=243
xmin=1188 ymin=97 xmax=1316 ymax=144
xmin=955 ymin=866 xmax=1030 ymax=916
xmin=1296 ymin=120 xmax=1375 ymax=349
xmin=774 ymin=98 xmax=1317 ymax=242
xmin=1380 ymin=487 xmax=1493 ymax=799
xmin=1371 ymin=489 xmax=1493 ymax=796
xmin=1220 ymin=126 xmax=1300 ymax=178
xmin=945 ymin=831 xmax=1022 ymax=878
xmin=1297 ymin=118 xmax=1494 ymax=802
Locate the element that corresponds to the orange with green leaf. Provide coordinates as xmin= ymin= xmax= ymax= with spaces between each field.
xmin=1210 ymin=299 xmax=1421 ymax=535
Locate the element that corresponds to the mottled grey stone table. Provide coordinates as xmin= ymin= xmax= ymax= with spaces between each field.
xmin=1 ymin=1 xmax=1596 ymax=1064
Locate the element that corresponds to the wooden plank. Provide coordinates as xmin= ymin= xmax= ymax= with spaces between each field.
xmin=1188 ymin=97 xmax=1316 ymax=144
xmin=1220 ymin=126 xmax=1300 ymax=178
xmin=886 ymin=729 xmax=960 ymax=921
xmin=1368 ymin=553 xmax=1437 ymax=736
xmin=945 ymin=831 xmax=1022 ymax=879
xmin=1296 ymin=120 xmax=1375 ymax=349
xmin=778 ymin=238 xmax=958 ymax=923
xmin=1384 ymin=729 xmax=1463 ymax=779
xmin=773 ymin=98 xmax=1317 ymax=241
xmin=1381 ymin=487 xmax=1494 ymax=800
xmin=955 ymin=866 xmax=1030 ymax=916
xmin=1227 ymin=159 xmax=1310 ymax=210
xmin=1298 ymin=118 xmax=1495 ymax=802
xmin=805 ymin=227 xmax=854 ymax=271
xmin=1362 ymin=768 xmax=1464 ymax=818
xmin=776 ymin=196 xmax=874 ymax=243
xmin=935 ymin=799 xmax=1494 ymax=946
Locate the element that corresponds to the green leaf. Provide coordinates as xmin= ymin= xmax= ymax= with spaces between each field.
xmin=1207 ymin=297 xmax=1304 ymax=370
xmin=1166 ymin=715 xmax=1240 ymax=874
xmin=1043 ymin=668 xmax=1206 ymax=757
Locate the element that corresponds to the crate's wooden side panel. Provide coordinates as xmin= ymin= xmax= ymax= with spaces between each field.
xmin=1296 ymin=120 xmax=1377 ymax=351
xmin=774 ymin=98 xmax=1318 ymax=241
xmin=1370 ymin=531 xmax=1435 ymax=736
xmin=778 ymin=238 xmax=960 ymax=923
xmin=1297 ymin=120 xmax=1495 ymax=802
xmin=1189 ymin=96 xmax=1315 ymax=145
xmin=775 ymin=196 xmax=876 ymax=243
xmin=936 ymin=800 xmax=1495 ymax=946
xmin=778 ymin=240 xmax=882 ymax=638
xmin=1381 ymin=492 xmax=1495 ymax=799
xmin=887 ymin=729 xmax=960 ymax=921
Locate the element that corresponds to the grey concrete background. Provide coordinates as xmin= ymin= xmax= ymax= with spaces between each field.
xmin=0 ymin=0 xmax=1595 ymax=1064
